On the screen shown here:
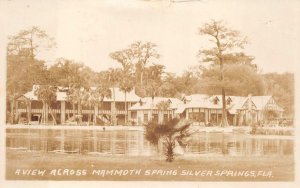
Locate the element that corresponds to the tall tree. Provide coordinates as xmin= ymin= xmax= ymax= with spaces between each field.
xmin=94 ymin=71 xmax=112 ymax=125
xmin=119 ymin=73 xmax=135 ymax=125
xmin=108 ymin=68 xmax=121 ymax=126
xmin=199 ymin=64 xmax=265 ymax=96
xmin=34 ymin=85 xmax=57 ymax=124
xmin=177 ymin=70 xmax=200 ymax=95
xmin=263 ymin=73 xmax=294 ymax=118
xmin=6 ymin=26 xmax=55 ymax=124
xmin=130 ymin=41 xmax=160 ymax=91
xmin=6 ymin=56 xmax=47 ymax=123
xmin=81 ymin=88 xmax=98 ymax=125
xmin=159 ymin=73 xmax=179 ymax=97
xmin=110 ymin=49 xmax=134 ymax=73
xmin=145 ymin=79 xmax=161 ymax=121
xmin=110 ymin=48 xmax=135 ymax=125
xmin=95 ymin=83 xmax=112 ymax=125
xmin=7 ymin=26 xmax=55 ymax=60
xmin=198 ymin=20 xmax=250 ymax=127
xmin=67 ymin=86 xmax=87 ymax=124
xmin=144 ymin=64 xmax=165 ymax=83
xmin=52 ymin=60 xmax=92 ymax=124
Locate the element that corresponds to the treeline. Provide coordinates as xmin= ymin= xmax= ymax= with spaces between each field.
xmin=6 ymin=26 xmax=294 ymax=124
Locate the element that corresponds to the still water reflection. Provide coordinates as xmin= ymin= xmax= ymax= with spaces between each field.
xmin=6 ymin=129 xmax=293 ymax=156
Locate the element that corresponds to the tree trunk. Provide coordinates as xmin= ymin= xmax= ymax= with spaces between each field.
xmin=25 ymin=101 xmax=31 ymax=125
xmin=14 ymin=100 xmax=19 ymax=123
xmin=10 ymin=98 xmax=15 ymax=124
xmin=41 ymin=101 xmax=45 ymax=124
xmin=125 ymin=92 xmax=127 ymax=126
xmin=220 ymin=62 xmax=229 ymax=127
xmin=150 ymin=96 xmax=154 ymax=121
xmin=72 ymin=102 xmax=75 ymax=117
xmin=221 ymin=88 xmax=229 ymax=127
xmin=101 ymin=100 xmax=104 ymax=125
xmin=88 ymin=102 xmax=91 ymax=126
xmin=30 ymin=32 xmax=34 ymax=59
xmin=43 ymin=102 xmax=48 ymax=124
xmin=48 ymin=104 xmax=57 ymax=125
xmin=140 ymin=71 xmax=143 ymax=88
xmin=78 ymin=99 xmax=82 ymax=125
xmin=112 ymin=87 xmax=116 ymax=126
xmin=93 ymin=103 xmax=97 ymax=125
xmin=10 ymin=89 xmax=17 ymax=124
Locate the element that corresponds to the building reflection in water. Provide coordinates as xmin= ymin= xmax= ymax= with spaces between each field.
xmin=6 ymin=129 xmax=293 ymax=156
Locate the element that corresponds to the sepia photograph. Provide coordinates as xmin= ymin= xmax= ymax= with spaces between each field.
xmin=0 ymin=0 xmax=299 ymax=187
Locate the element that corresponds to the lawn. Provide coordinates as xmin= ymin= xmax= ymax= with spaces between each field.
xmin=6 ymin=149 xmax=294 ymax=181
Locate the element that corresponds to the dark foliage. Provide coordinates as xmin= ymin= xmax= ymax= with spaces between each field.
xmin=145 ymin=118 xmax=192 ymax=162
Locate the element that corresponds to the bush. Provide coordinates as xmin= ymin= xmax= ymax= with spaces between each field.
xmin=145 ymin=118 xmax=192 ymax=162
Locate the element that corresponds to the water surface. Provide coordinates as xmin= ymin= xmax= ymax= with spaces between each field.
xmin=6 ymin=128 xmax=293 ymax=156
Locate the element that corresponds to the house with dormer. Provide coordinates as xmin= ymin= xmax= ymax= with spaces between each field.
xmin=128 ymin=97 xmax=183 ymax=124
xmin=15 ymin=85 xmax=284 ymax=126
xmin=174 ymin=94 xmax=284 ymax=126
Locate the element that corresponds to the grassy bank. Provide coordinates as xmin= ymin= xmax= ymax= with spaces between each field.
xmin=6 ymin=149 xmax=294 ymax=181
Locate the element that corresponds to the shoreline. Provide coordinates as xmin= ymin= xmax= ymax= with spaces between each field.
xmin=5 ymin=124 xmax=295 ymax=138
xmin=6 ymin=124 xmax=145 ymax=131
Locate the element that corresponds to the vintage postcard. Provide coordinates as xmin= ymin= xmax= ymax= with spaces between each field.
xmin=0 ymin=0 xmax=299 ymax=187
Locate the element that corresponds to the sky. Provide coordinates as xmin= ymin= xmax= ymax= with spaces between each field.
xmin=1 ymin=0 xmax=300 ymax=75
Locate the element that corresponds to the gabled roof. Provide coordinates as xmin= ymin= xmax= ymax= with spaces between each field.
xmin=89 ymin=87 xmax=139 ymax=102
xmin=183 ymin=94 xmax=209 ymax=102
xmin=175 ymin=103 xmax=186 ymax=114
xmin=23 ymin=89 xmax=37 ymax=100
xmin=251 ymin=96 xmax=284 ymax=111
xmin=176 ymin=95 xmax=253 ymax=114
xmin=184 ymin=98 xmax=213 ymax=109
xmin=227 ymin=96 xmax=249 ymax=114
xmin=251 ymin=96 xmax=272 ymax=110
xmin=205 ymin=95 xmax=234 ymax=109
xmin=208 ymin=95 xmax=233 ymax=102
xmin=22 ymin=88 xmax=69 ymax=101
xmin=104 ymin=87 xmax=140 ymax=102
xmin=181 ymin=94 xmax=211 ymax=109
xmin=129 ymin=97 xmax=183 ymax=111
xmin=18 ymin=85 xmax=140 ymax=102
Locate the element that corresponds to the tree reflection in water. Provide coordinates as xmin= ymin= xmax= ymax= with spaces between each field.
xmin=6 ymin=129 xmax=294 ymax=157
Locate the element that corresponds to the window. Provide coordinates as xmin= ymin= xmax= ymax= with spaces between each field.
xmin=163 ymin=114 xmax=168 ymax=122
xmin=214 ymin=98 xmax=218 ymax=105
xmin=131 ymin=111 xmax=137 ymax=119
xmin=144 ymin=113 xmax=148 ymax=123
xmin=116 ymin=102 xmax=125 ymax=110
xmin=153 ymin=114 xmax=158 ymax=123
xmin=103 ymin=102 xmax=111 ymax=110
xmin=139 ymin=99 xmax=143 ymax=106
xmin=227 ymin=98 xmax=232 ymax=105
